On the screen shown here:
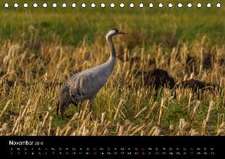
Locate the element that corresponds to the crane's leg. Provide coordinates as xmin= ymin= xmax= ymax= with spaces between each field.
xmin=57 ymin=99 xmax=72 ymax=119
xmin=57 ymin=102 xmax=66 ymax=119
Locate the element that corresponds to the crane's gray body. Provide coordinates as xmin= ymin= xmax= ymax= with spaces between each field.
xmin=67 ymin=56 xmax=115 ymax=102
xmin=57 ymin=29 xmax=121 ymax=117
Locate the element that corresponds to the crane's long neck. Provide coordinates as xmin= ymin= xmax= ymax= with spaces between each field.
xmin=107 ymin=36 xmax=116 ymax=58
xmin=106 ymin=35 xmax=116 ymax=69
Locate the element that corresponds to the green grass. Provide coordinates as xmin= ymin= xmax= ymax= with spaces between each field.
xmin=0 ymin=1 xmax=224 ymax=46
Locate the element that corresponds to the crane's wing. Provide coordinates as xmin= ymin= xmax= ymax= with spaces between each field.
xmin=67 ymin=73 xmax=101 ymax=101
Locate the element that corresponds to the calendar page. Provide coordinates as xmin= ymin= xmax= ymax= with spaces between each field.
xmin=0 ymin=0 xmax=224 ymax=158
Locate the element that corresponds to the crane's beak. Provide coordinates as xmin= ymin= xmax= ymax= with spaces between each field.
xmin=118 ymin=31 xmax=127 ymax=35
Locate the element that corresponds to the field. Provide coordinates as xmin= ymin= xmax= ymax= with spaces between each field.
xmin=1 ymin=1 xmax=225 ymax=135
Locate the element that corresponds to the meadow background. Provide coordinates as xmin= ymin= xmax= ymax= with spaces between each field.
xmin=0 ymin=0 xmax=225 ymax=135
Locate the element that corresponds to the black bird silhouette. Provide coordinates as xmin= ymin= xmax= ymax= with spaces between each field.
xmin=173 ymin=79 xmax=219 ymax=99
xmin=134 ymin=68 xmax=175 ymax=91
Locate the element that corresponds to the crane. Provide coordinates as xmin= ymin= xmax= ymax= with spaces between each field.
xmin=57 ymin=29 xmax=126 ymax=117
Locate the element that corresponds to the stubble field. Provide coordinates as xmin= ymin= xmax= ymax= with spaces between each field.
xmin=0 ymin=2 xmax=225 ymax=135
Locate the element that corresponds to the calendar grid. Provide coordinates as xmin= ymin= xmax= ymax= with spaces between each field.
xmin=8 ymin=145 xmax=216 ymax=157
xmin=0 ymin=136 xmax=222 ymax=158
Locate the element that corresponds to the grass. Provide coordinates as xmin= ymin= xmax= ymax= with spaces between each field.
xmin=0 ymin=1 xmax=225 ymax=46
xmin=1 ymin=4 xmax=225 ymax=135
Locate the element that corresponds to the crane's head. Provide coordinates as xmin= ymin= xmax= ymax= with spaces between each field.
xmin=106 ymin=28 xmax=126 ymax=39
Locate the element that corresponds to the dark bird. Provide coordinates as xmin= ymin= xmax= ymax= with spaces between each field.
xmin=174 ymin=79 xmax=219 ymax=98
xmin=134 ymin=68 xmax=175 ymax=91
xmin=57 ymin=29 xmax=126 ymax=117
